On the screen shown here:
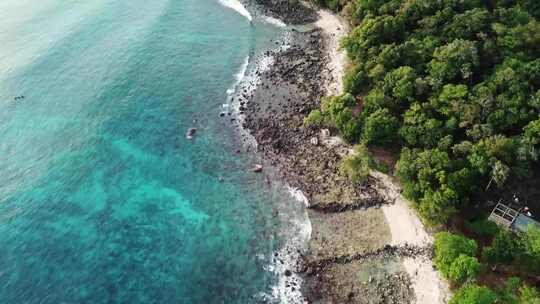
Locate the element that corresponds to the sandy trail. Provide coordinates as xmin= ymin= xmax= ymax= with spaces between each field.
xmin=315 ymin=9 xmax=348 ymax=96
xmin=374 ymin=171 xmax=451 ymax=304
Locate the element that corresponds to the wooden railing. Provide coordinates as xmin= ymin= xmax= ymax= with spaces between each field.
xmin=488 ymin=203 xmax=519 ymax=228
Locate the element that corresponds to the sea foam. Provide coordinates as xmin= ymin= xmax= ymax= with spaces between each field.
xmin=225 ymin=30 xmax=311 ymax=303
xmin=217 ymin=0 xmax=252 ymax=21
xmin=262 ymin=15 xmax=286 ymax=27
xmin=287 ymin=186 xmax=310 ymax=208
xmin=266 ymin=187 xmax=312 ymax=303
xmin=226 ymin=55 xmax=249 ymax=95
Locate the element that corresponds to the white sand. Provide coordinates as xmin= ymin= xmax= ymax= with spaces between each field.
xmin=374 ymin=171 xmax=451 ymax=304
xmin=315 ymin=9 xmax=349 ymax=96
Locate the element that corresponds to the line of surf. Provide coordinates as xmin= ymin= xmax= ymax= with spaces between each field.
xmin=217 ymin=0 xmax=252 ymax=22
xmin=224 ymin=30 xmax=311 ymax=303
xmin=226 ymin=55 xmax=249 ymax=95
xmin=261 ymin=15 xmax=286 ymax=27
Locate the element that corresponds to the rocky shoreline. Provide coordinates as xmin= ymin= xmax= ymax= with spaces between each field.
xmin=246 ymin=0 xmax=318 ymax=24
xmin=237 ymin=1 xmax=447 ymax=303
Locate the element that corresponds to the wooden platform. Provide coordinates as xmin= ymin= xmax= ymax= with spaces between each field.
xmin=488 ymin=202 xmax=540 ymax=233
xmin=488 ymin=203 xmax=519 ymax=229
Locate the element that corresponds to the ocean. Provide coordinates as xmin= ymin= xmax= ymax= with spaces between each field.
xmin=0 ymin=0 xmax=309 ymax=303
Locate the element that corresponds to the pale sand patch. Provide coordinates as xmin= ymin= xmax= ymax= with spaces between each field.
xmin=373 ymin=171 xmax=451 ymax=304
xmin=402 ymin=258 xmax=451 ymax=304
xmin=315 ymin=9 xmax=349 ymax=96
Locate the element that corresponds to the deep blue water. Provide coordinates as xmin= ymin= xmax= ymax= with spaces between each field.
xmin=0 ymin=1 xmax=306 ymax=303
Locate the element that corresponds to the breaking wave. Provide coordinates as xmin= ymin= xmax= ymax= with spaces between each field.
xmin=226 ymin=55 xmax=249 ymax=95
xmin=217 ymin=0 xmax=253 ymax=22
xmin=262 ymin=15 xmax=286 ymax=27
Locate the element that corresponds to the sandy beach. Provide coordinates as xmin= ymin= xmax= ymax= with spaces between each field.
xmin=375 ymin=172 xmax=451 ymax=304
xmin=315 ymin=9 xmax=348 ymax=96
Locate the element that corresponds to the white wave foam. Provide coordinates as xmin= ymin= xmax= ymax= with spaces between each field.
xmin=286 ymin=186 xmax=312 ymax=242
xmin=263 ymin=186 xmax=313 ymax=303
xmin=267 ymin=242 xmax=308 ymax=303
xmin=226 ymin=55 xmax=249 ymax=95
xmin=227 ymin=30 xmax=293 ymax=148
xmin=229 ymin=30 xmax=291 ymax=101
xmin=266 ymin=225 xmax=312 ymax=304
xmin=262 ymin=15 xmax=286 ymax=27
xmin=222 ymin=30 xmax=312 ymax=302
xmin=287 ymin=186 xmax=310 ymax=208
xmin=217 ymin=0 xmax=252 ymax=21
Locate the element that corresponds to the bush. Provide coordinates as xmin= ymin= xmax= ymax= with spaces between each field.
xmin=519 ymin=286 xmax=540 ymax=304
xmin=496 ymin=278 xmax=540 ymax=304
xmin=448 ymin=255 xmax=481 ymax=284
xmin=343 ymin=63 xmax=367 ymax=94
xmin=519 ymin=225 xmax=540 ymax=273
xmin=498 ymin=277 xmax=521 ymax=304
xmin=482 ymin=230 xmax=519 ymax=265
xmin=418 ymin=186 xmax=458 ymax=225
xmin=395 ymin=148 xmax=467 ymax=224
xmin=466 ymin=218 xmax=499 ymax=237
xmin=339 ymin=144 xmax=372 ymax=184
xmin=362 ymin=108 xmax=400 ymax=146
xmin=434 ymin=232 xmax=478 ymax=282
xmin=321 ymin=94 xmax=362 ymax=142
xmin=449 ymin=284 xmax=497 ymax=304
xmin=304 ymin=109 xmax=324 ymax=126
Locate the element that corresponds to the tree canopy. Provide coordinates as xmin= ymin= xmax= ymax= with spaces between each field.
xmin=310 ymin=0 xmax=540 ymax=225
xmin=449 ymin=284 xmax=497 ymax=304
xmin=434 ymin=232 xmax=480 ymax=283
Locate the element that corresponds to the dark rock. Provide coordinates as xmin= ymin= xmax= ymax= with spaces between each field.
xmin=252 ymin=164 xmax=263 ymax=173
xmin=186 ymin=128 xmax=197 ymax=139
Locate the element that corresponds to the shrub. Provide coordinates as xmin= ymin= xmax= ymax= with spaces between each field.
xmin=395 ymin=148 xmax=466 ymax=224
xmin=321 ymin=94 xmax=362 ymax=142
xmin=498 ymin=277 xmax=521 ymax=304
xmin=362 ymin=108 xmax=400 ymax=146
xmin=343 ymin=63 xmax=367 ymax=94
xmin=418 ymin=186 xmax=458 ymax=225
xmin=448 ymin=255 xmax=481 ymax=284
xmin=434 ymin=232 xmax=478 ymax=281
xmin=466 ymin=218 xmax=499 ymax=237
xmin=339 ymin=144 xmax=372 ymax=184
xmin=519 ymin=286 xmax=540 ymax=304
xmin=449 ymin=284 xmax=497 ymax=304
xmin=519 ymin=225 xmax=540 ymax=273
xmin=304 ymin=109 xmax=324 ymax=126
xmin=482 ymin=230 xmax=519 ymax=265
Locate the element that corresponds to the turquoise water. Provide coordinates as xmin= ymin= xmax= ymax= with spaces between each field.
xmin=0 ymin=1 xmax=305 ymax=303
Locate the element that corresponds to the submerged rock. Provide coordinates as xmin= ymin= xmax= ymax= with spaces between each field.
xmin=186 ymin=128 xmax=197 ymax=139
xmin=252 ymin=164 xmax=264 ymax=173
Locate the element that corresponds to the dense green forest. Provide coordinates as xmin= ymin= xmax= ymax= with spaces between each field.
xmin=308 ymin=0 xmax=540 ymax=302
xmin=308 ymin=0 xmax=540 ymax=225
xmin=431 ymin=229 xmax=540 ymax=303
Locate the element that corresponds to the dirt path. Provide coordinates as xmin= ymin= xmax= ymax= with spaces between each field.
xmin=374 ymin=171 xmax=451 ymax=304
xmin=315 ymin=9 xmax=348 ymax=96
